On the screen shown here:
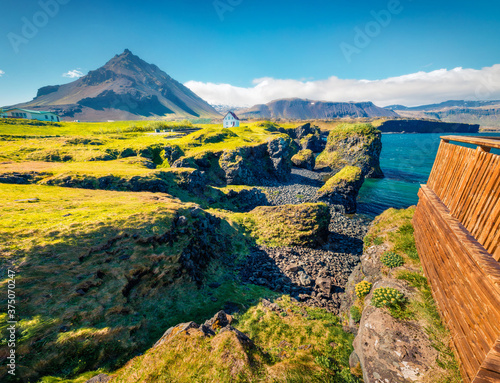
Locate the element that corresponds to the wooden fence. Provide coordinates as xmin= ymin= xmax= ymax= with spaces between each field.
xmin=413 ymin=136 xmax=500 ymax=382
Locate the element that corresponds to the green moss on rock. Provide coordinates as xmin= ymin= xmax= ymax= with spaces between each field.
xmin=318 ymin=166 xmax=362 ymax=193
xmin=0 ymin=184 xmax=251 ymax=381
xmin=233 ymin=203 xmax=331 ymax=247
xmin=317 ymin=166 xmax=364 ymax=214
xmin=315 ymin=123 xmax=383 ymax=178
xmin=291 ymin=149 xmax=315 ymax=170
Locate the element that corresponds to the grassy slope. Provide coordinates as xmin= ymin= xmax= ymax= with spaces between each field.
xmin=0 ymin=120 xmax=290 ymax=165
xmin=0 ymin=118 xmax=214 ymax=136
xmin=361 ymin=207 xmax=462 ymax=383
xmin=107 ymin=297 xmax=360 ymax=383
xmin=0 ymin=118 xmax=377 ymax=382
xmin=0 ymin=183 xmax=267 ymax=380
xmin=223 ymin=203 xmax=330 ymax=248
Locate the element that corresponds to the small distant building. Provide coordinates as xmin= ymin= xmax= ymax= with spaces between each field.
xmin=223 ymin=112 xmax=240 ymax=128
xmin=1 ymin=108 xmax=60 ymax=122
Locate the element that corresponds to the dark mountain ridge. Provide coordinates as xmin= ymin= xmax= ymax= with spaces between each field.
xmin=238 ymin=98 xmax=399 ymax=120
xmin=385 ymin=100 xmax=500 ymax=128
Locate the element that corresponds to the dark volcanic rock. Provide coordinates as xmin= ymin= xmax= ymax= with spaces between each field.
xmin=162 ymin=144 xmax=184 ymax=166
xmin=299 ymin=133 xmax=324 ymax=153
xmin=316 ymin=124 xmax=383 ymax=178
xmin=175 ymin=135 xmax=295 ymax=186
xmin=317 ymin=166 xmax=365 ymax=214
xmin=225 ymin=187 xmax=269 ymax=212
xmin=0 ymin=172 xmax=48 ymax=184
xmin=266 ymin=135 xmax=295 ymax=181
xmin=84 ymin=374 xmax=111 ymax=383
xmin=291 ymin=149 xmax=315 ymax=170
xmin=239 ymin=245 xmax=362 ymax=313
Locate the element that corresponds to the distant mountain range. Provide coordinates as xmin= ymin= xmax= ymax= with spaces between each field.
xmin=385 ymin=100 xmax=500 ymax=128
xmin=210 ymin=104 xmax=250 ymax=114
xmin=7 ymin=50 xmax=220 ymax=121
xmin=237 ymin=98 xmax=398 ymax=120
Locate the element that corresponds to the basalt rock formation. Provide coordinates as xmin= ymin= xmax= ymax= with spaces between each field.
xmin=316 ymin=123 xmax=383 ymax=178
xmin=172 ymin=135 xmax=295 ymax=186
xmin=317 ymin=166 xmax=364 ymax=214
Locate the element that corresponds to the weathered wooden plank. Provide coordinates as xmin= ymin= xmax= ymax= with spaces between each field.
xmin=480 ymin=339 xmax=500 ymax=374
xmin=418 ymin=191 xmax=497 ymax=356
xmin=440 ymin=135 xmax=500 ymax=150
xmin=470 ymin=157 xmax=500 ymax=241
xmin=413 ymin=200 xmax=476 ymax=381
xmin=413 ymin=136 xmax=500 ymax=382
xmin=415 ymin=186 xmax=500 ymax=382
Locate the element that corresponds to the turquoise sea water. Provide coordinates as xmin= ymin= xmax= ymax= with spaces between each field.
xmin=357 ymin=132 xmax=500 ymax=217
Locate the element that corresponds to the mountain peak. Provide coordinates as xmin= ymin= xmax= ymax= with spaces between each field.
xmin=107 ymin=49 xmax=143 ymax=67
xmin=11 ymin=50 xmax=220 ymax=121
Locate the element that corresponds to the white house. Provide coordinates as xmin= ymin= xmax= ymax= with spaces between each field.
xmin=223 ymin=111 xmax=240 ymax=128
xmin=1 ymin=108 xmax=60 ymax=122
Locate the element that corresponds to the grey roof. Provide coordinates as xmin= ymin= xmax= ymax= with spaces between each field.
xmin=224 ymin=111 xmax=240 ymax=120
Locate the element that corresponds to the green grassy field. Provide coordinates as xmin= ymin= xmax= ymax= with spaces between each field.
xmin=1 ymin=117 xmax=447 ymax=383
xmin=0 ymin=118 xmax=216 ymax=136
xmin=0 ymin=117 xmax=365 ymax=382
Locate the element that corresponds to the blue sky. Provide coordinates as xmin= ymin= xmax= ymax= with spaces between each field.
xmin=0 ymin=0 xmax=499 ymax=106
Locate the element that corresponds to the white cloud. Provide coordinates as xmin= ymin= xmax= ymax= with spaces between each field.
xmin=63 ymin=69 xmax=84 ymax=79
xmin=0 ymin=70 xmax=4 ymax=77
xmin=185 ymin=64 xmax=500 ymax=107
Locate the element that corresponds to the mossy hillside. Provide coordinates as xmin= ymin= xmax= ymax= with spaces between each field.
xmin=111 ymin=328 xmax=261 ymax=383
xmin=363 ymin=207 xmax=417 ymax=257
xmin=318 ymin=166 xmax=362 ymax=194
xmin=169 ymin=124 xmax=293 ymax=158
xmin=0 ymin=134 xmax=174 ymax=164
xmin=0 ymin=159 xmax=204 ymax=194
xmin=357 ymin=207 xmax=461 ymax=382
xmin=315 ymin=123 xmax=383 ymax=178
xmin=105 ymin=297 xmax=360 ymax=383
xmin=167 ymin=125 xmax=296 ymax=185
xmin=236 ymin=298 xmax=359 ymax=382
xmin=226 ymin=203 xmax=331 ymax=248
xmin=0 ymin=184 xmax=261 ymax=381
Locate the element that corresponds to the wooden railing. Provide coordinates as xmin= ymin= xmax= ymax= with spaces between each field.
xmin=413 ymin=136 xmax=500 ymax=383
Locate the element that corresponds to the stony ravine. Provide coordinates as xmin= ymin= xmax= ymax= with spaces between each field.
xmin=239 ymin=171 xmax=371 ymax=314
xmin=262 ymin=168 xmax=330 ymax=206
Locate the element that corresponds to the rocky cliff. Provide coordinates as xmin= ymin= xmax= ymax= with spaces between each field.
xmin=317 ymin=166 xmax=364 ymax=214
xmin=170 ymin=130 xmax=296 ymax=186
xmin=316 ymin=123 xmax=384 ymax=178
